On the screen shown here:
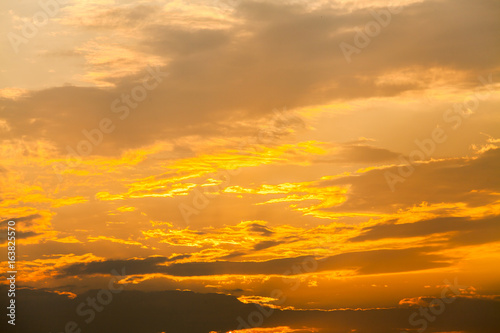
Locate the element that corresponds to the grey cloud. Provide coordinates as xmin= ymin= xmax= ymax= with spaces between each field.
xmin=2 ymin=0 xmax=498 ymax=154
xmin=253 ymin=239 xmax=283 ymax=250
xmin=0 ymin=214 xmax=42 ymax=226
xmin=316 ymin=144 xmax=400 ymax=164
xmin=219 ymin=251 xmax=247 ymax=259
xmin=350 ymin=215 xmax=500 ymax=247
xmin=247 ymin=222 xmax=274 ymax=236
xmin=0 ymin=214 xmax=43 ymax=244
xmin=59 ymin=247 xmax=449 ymax=277
xmin=0 ymin=231 xmax=40 ymax=245
xmin=58 ymin=255 xmax=191 ymax=277
xmin=323 ymin=148 xmax=500 ymax=214
xmin=2 ymin=285 xmax=499 ymax=333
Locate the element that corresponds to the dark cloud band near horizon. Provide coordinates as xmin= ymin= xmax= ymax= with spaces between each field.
xmin=1 ymin=0 xmax=500 ymax=332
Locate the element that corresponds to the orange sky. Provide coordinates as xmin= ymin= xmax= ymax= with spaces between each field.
xmin=1 ymin=0 xmax=500 ymax=332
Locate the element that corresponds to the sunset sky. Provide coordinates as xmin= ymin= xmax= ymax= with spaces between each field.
xmin=1 ymin=0 xmax=500 ymax=332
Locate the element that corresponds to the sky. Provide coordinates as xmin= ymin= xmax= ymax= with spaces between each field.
xmin=1 ymin=0 xmax=500 ymax=332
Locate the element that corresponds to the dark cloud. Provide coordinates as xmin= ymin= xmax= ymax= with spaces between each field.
xmin=316 ymin=144 xmax=400 ymax=164
xmin=320 ymin=247 xmax=450 ymax=275
xmin=350 ymin=215 xmax=500 ymax=247
xmin=253 ymin=240 xmax=284 ymax=250
xmin=0 ymin=214 xmax=42 ymax=244
xmin=0 ymin=214 xmax=41 ymax=226
xmin=58 ymin=255 xmax=191 ymax=277
xmin=0 ymin=231 xmax=40 ymax=245
xmin=59 ymin=247 xmax=449 ymax=277
xmin=1 ymin=285 xmax=499 ymax=333
xmin=323 ymin=148 xmax=500 ymax=214
xmin=340 ymin=145 xmax=400 ymax=163
xmin=219 ymin=251 xmax=248 ymax=259
xmin=247 ymin=222 xmax=274 ymax=236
